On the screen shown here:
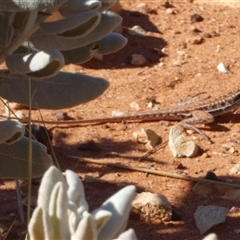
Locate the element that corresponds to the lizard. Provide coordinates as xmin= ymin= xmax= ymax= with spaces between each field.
xmin=2 ymin=89 xmax=240 ymax=141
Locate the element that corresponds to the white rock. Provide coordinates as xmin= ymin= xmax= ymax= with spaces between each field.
xmin=111 ymin=110 xmax=125 ymax=117
xmin=202 ymin=233 xmax=218 ymax=240
xmin=168 ymin=125 xmax=198 ymax=157
xmin=194 ymin=205 xmax=229 ymax=234
xmin=217 ymin=62 xmax=229 ymax=73
xmin=131 ymin=54 xmax=147 ymax=66
xmin=161 ymin=47 xmax=167 ymax=53
xmin=129 ymin=102 xmax=141 ymax=111
xmin=132 ymin=192 xmax=172 ymax=221
xmin=229 ymin=164 xmax=240 ymax=174
xmin=128 ymin=25 xmax=147 ymax=36
xmin=133 ymin=128 xmax=161 ymax=150
xmin=14 ymin=110 xmax=26 ymax=119
xmin=166 ymin=8 xmax=174 ymax=14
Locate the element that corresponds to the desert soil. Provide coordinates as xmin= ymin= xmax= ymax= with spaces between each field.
xmin=1 ymin=1 xmax=240 ymax=239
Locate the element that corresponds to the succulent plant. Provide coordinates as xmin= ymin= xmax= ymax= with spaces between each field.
xmin=28 ymin=166 xmax=137 ymax=240
xmin=0 ymin=0 xmax=127 ymax=178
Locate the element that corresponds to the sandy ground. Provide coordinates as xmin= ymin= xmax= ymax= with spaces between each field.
xmin=1 ymin=1 xmax=240 ymax=239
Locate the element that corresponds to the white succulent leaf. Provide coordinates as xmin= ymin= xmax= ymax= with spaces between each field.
xmin=71 ymin=213 xmax=97 ymax=240
xmin=0 ymin=120 xmax=25 ymax=144
xmin=93 ymin=185 xmax=136 ymax=240
xmin=6 ymin=50 xmax=64 ymax=78
xmin=116 ymin=228 xmax=138 ymax=240
xmin=49 ymin=182 xmax=70 ymax=240
xmin=29 ymin=167 xmax=137 ymax=240
xmin=91 ymin=209 xmax=112 ymax=234
xmin=68 ymin=203 xmax=81 ymax=235
xmin=28 ymin=207 xmax=54 ymax=240
xmin=65 ymin=169 xmax=88 ymax=209
xmin=37 ymin=166 xmax=66 ymax=210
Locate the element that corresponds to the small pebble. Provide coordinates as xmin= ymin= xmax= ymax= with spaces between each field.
xmin=217 ymin=62 xmax=229 ymax=73
xmin=0 ymin=223 xmax=7 ymax=234
xmin=161 ymin=47 xmax=167 ymax=53
xmin=132 ymin=192 xmax=172 ymax=221
xmin=166 ymin=8 xmax=174 ymax=14
xmin=133 ymin=128 xmax=161 ymax=150
xmin=216 ymin=45 xmax=222 ymax=53
xmin=173 ymin=29 xmax=181 ymax=34
xmin=234 ymin=229 xmax=240 ymax=234
xmin=129 ymin=102 xmax=141 ymax=111
xmin=222 ymin=143 xmax=231 ymax=151
xmin=168 ymin=125 xmax=199 ymax=158
xmin=229 ymin=206 xmax=239 ymax=213
xmin=112 ymin=110 xmax=125 ymax=117
xmin=190 ymin=13 xmax=204 ymax=23
xmin=190 ymin=26 xmax=201 ymax=33
xmin=14 ymin=110 xmax=26 ymax=119
xmin=203 ymin=33 xmax=212 ymax=38
xmin=211 ymin=31 xmax=220 ymax=37
xmin=78 ymin=140 xmax=102 ymax=152
xmin=56 ymin=112 xmax=74 ymax=121
xmin=162 ymin=0 xmax=174 ymax=8
xmin=131 ymin=54 xmax=147 ymax=66
xmin=230 ymin=164 xmax=240 ymax=174
xmin=188 ymin=36 xmax=204 ymax=44
xmin=128 ymin=25 xmax=147 ymax=36
xmin=137 ymin=3 xmax=147 ymax=13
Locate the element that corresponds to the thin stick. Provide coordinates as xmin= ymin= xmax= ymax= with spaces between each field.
xmin=36 ymin=106 xmax=61 ymax=170
xmin=4 ymin=99 xmax=25 ymax=223
xmin=68 ymin=156 xmax=240 ymax=189
xmin=27 ymin=74 xmax=33 ymax=225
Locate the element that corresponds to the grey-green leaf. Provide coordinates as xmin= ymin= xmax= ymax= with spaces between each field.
xmin=0 ymin=12 xmax=12 ymax=48
xmin=62 ymin=32 xmax=127 ymax=64
xmin=0 ymin=120 xmax=25 ymax=144
xmin=31 ymin=11 xmax=122 ymax=51
xmin=0 ymin=0 xmax=66 ymax=12
xmin=59 ymin=0 xmax=101 ymax=14
xmin=6 ymin=50 xmax=65 ymax=78
xmin=40 ymin=10 xmax=101 ymax=38
xmin=0 ymin=71 xmax=109 ymax=109
xmin=0 ymin=136 xmax=53 ymax=179
xmin=98 ymin=0 xmax=117 ymax=12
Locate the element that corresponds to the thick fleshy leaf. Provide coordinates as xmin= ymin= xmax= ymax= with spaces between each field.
xmin=49 ymin=182 xmax=70 ymax=240
xmin=30 ymin=11 xmax=122 ymax=51
xmin=116 ymin=229 xmax=138 ymax=240
xmin=59 ymin=0 xmax=101 ymax=15
xmin=72 ymin=213 xmax=97 ymax=240
xmin=0 ymin=71 xmax=109 ymax=109
xmin=63 ymin=32 xmax=127 ymax=64
xmin=93 ymin=185 xmax=136 ymax=240
xmin=96 ymin=32 xmax=127 ymax=55
xmin=37 ymin=166 xmax=65 ymax=209
xmin=91 ymin=209 xmax=112 ymax=234
xmin=0 ymin=11 xmax=39 ymax=64
xmin=98 ymin=0 xmax=117 ymax=12
xmin=0 ymin=136 xmax=52 ymax=179
xmin=66 ymin=170 xmax=89 ymax=214
xmin=6 ymin=50 xmax=64 ymax=78
xmin=11 ymin=11 xmax=34 ymax=31
xmin=0 ymin=12 xmax=12 ymax=48
xmin=28 ymin=207 xmax=54 ymax=240
xmin=0 ymin=0 xmax=66 ymax=12
xmin=40 ymin=10 xmax=101 ymax=38
xmin=0 ymin=120 xmax=25 ymax=144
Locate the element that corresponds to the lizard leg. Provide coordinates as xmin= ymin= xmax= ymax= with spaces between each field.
xmin=178 ymin=110 xmax=214 ymax=142
xmin=177 ymin=92 xmax=210 ymax=107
